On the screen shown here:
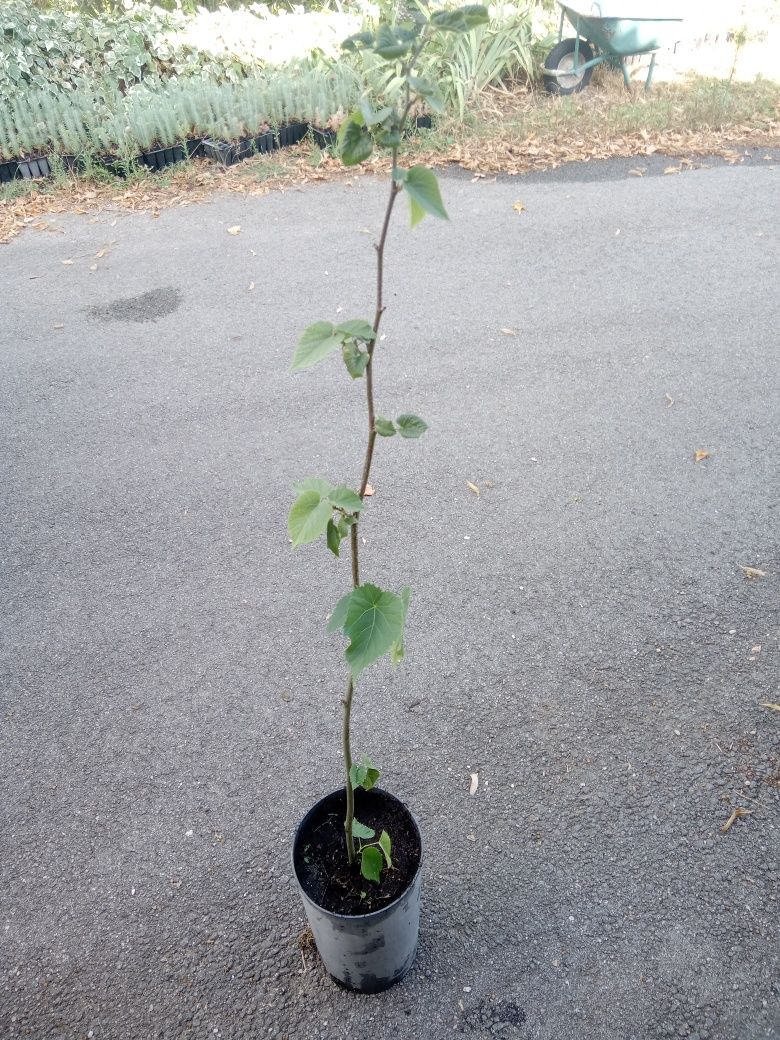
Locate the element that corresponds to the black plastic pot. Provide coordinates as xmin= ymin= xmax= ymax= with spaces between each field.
xmin=58 ymin=154 xmax=81 ymax=174
xmin=17 ymin=156 xmax=51 ymax=180
xmin=139 ymin=145 xmax=186 ymax=171
xmin=202 ymin=138 xmax=256 ymax=167
xmin=310 ymin=127 xmax=336 ymax=149
xmin=278 ymin=122 xmax=308 ymax=148
xmin=292 ymin=787 xmax=423 ymax=993
xmin=253 ymin=130 xmax=278 ymax=155
xmin=186 ymin=138 xmax=203 ymax=159
xmin=99 ymin=155 xmax=133 ymax=178
xmin=415 ymin=114 xmax=433 ymax=130
xmin=0 ymin=160 xmax=18 ymax=183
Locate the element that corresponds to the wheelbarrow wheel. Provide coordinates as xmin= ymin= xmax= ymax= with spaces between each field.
xmin=543 ymin=38 xmax=594 ymax=95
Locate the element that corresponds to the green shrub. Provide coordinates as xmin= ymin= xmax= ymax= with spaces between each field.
xmin=0 ymin=0 xmax=362 ymax=96
xmin=416 ymin=1 xmax=535 ymax=117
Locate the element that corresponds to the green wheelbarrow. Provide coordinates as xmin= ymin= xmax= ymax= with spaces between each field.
xmin=543 ymin=2 xmax=684 ymax=94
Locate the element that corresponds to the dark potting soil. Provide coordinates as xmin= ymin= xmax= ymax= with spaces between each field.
xmin=293 ymin=788 xmax=421 ymax=916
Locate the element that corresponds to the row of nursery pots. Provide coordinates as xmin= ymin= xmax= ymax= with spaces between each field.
xmin=0 ymin=116 xmax=433 ymax=183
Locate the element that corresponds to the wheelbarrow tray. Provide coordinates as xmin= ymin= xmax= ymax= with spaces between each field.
xmin=560 ymin=2 xmax=682 ymax=56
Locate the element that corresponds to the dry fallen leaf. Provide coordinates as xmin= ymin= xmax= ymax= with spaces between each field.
xmin=61 ymin=258 xmax=74 ymax=265
xmin=248 ymin=281 xmax=255 ymax=291
xmin=720 ymin=807 xmax=752 ymax=834
xmin=500 ymin=327 xmax=518 ymax=336
xmin=751 ymin=645 xmax=761 ymax=653
xmin=364 ymin=484 xmax=375 ymax=497
xmin=512 ymin=201 xmax=525 ymax=214
xmin=629 ymin=168 xmax=645 ymax=177
xmin=469 ymin=772 xmax=479 ymax=796
xmin=665 ymin=393 xmax=674 ymax=407
xmin=466 ymin=482 xmax=480 ymax=497
xmin=664 ymin=165 xmax=680 ymax=175
xmin=89 ymin=264 xmax=97 ymax=271
xmin=694 ymin=450 xmax=710 ymax=463
xmin=52 ymin=323 xmax=64 ymax=330
xmin=760 ymin=703 xmax=780 ymax=713
xmin=227 ymin=225 xmax=241 ymax=235
xmin=739 ymin=565 xmax=766 ymax=579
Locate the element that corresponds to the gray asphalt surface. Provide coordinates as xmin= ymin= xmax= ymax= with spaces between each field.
xmin=2 ymin=152 xmax=779 ymax=1040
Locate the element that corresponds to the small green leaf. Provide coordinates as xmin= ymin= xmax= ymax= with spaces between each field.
xmin=396 ymin=414 xmax=428 ymax=438
xmin=288 ymin=490 xmax=333 ymax=547
xmin=337 ymin=515 xmax=356 ymax=538
xmin=378 ymin=127 xmax=402 ymax=148
xmin=406 ymin=76 xmax=445 ymax=115
xmin=408 ymin=194 xmax=426 ymax=229
xmin=293 ymin=478 xmax=363 ymax=516
xmin=293 ymin=477 xmax=333 ymax=496
xmin=337 ymin=319 xmax=376 ymax=341
xmin=374 ymin=23 xmax=413 ymax=59
xmin=349 ymin=762 xmax=368 ymax=789
xmin=375 ymin=416 xmax=397 ymax=437
xmin=359 ymin=98 xmax=394 ymax=127
xmin=358 ymin=754 xmax=380 ymax=791
xmin=388 ymin=586 xmax=409 ymax=665
xmin=327 ymin=590 xmax=353 ymax=633
xmin=342 ymin=30 xmax=375 ymax=52
xmin=328 ymin=485 xmax=363 ymax=512
xmin=403 ymin=166 xmax=448 ymax=225
xmin=326 ymin=519 xmax=341 ymax=557
xmin=360 ymin=845 xmax=383 ymax=883
xmin=342 ymin=341 xmax=370 ymax=379
xmin=291 ymin=321 xmax=342 ymax=371
xmin=430 ymin=5 xmax=489 ymax=32
xmin=338 ymin=111 xmax=373 ymax=166
xmin=352 ymin=818 xmax=375 ymax=840
xmin=343 ymin=583 xmax=407 ymax=679
xmin=378 ymin=830 xmax=392 ymax=868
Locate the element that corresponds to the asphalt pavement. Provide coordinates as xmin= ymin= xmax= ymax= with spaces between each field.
xmin=2 ymin=151 xmax=779 ymax=1040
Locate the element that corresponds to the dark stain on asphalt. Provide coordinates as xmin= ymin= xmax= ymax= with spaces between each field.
xmin=89 ymin=287 xmax=182 ymax=323
xmin=460 ymin=998 xmax=527 ymax=1033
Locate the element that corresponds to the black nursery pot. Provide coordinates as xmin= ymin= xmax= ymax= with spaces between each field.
xmin=58 ymin=154 xmax=82 ymax=174
xmin=278 ymin=122 xmax=308 ymax=148
xmin=292 ymin=787 xmax=423 ymax=993
xmin=17 ymin=156 xmax=51 ymax=179
xmin=139 ymin=145 xmax=186 ymax=171
xmin=202 ymin=138 xmax=255 ymax=166
xmin=0 ymin=160 xmax=18 ymax=183
xmin=310 ymin=126 xmax=336 ymax=149
xmin=186 ymin=138 xmax=203 ymax=159
xmin=99 ymin=155 xmax=133 ymax=178
xmin=253 ymin=130 xmax=278 ymax=155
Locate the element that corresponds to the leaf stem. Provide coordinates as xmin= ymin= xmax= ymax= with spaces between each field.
xmin=343 ymin=676 xmax=356 ymax=865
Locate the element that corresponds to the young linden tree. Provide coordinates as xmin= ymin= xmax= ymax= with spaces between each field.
xmin=288 ymin=5 xmax=489 ymax=885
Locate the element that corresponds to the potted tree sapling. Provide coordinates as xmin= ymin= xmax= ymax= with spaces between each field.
xmin=287 ymin=6 xmax=489 ymax=994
